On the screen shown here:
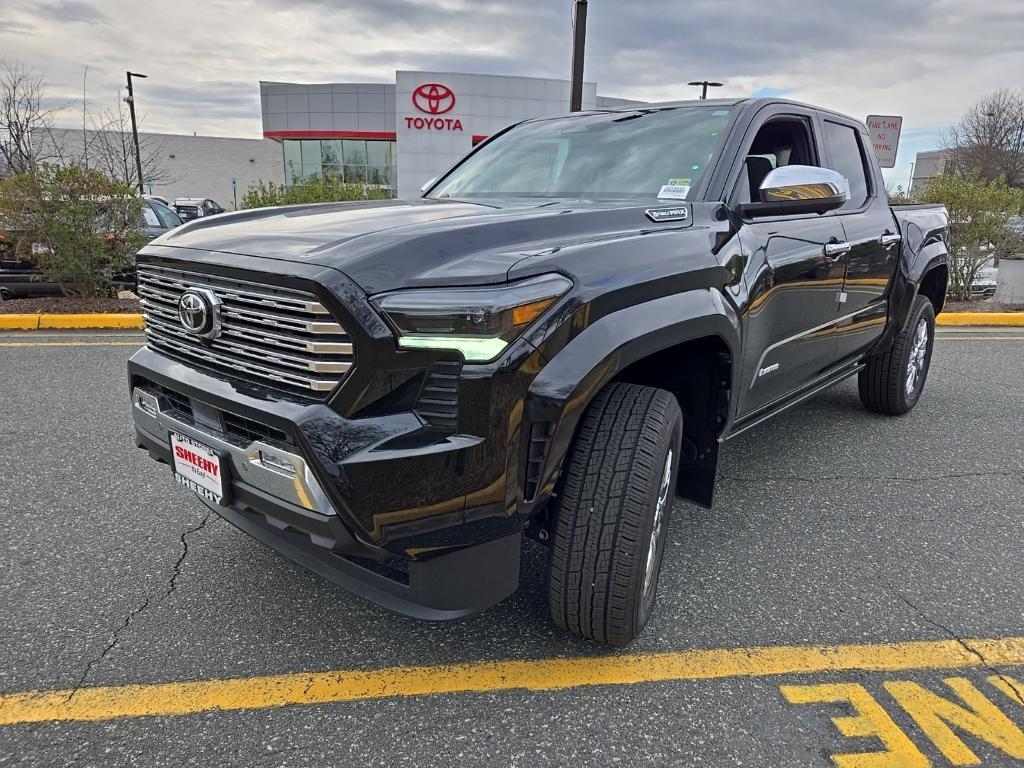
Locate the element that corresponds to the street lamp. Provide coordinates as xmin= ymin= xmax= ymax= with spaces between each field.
xmin=125 ymin=71 xmax=147 ymax=193
xmin=687 ymin=80 xmax=723 ymax=100
xmin=907 ymin=161 xmax=915 ymax=194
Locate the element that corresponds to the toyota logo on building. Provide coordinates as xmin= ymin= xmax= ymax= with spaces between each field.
xmin=412 ymin=83 xmax=455 ymax=115
xmin=177 ymin=288 xmax=222 ymax=339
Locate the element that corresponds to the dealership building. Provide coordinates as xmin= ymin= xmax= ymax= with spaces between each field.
xmin=260 ymin=70 xmax=644 ymax=198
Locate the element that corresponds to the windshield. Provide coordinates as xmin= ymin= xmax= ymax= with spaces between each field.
xmin=427 ymin=106 xmax=733 ymax=203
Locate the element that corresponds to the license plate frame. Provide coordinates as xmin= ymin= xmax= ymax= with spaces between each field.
xmin=170 ymin=431 xmax=230 ymax=506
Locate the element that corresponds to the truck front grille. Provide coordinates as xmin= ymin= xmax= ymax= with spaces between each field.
xmin=137 ymin=264 xmax=353 ymax=395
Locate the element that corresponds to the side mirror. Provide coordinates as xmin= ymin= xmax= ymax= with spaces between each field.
xmin=740 ymin=165 xmax=848 ymax=218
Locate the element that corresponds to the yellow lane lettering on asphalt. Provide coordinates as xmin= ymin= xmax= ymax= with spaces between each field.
xmin=780 ymin=682 xmax=928 ymax=768
xmin=1 ymin=636 xmax=1023 ymax=726
xmin=782 ymin=675 xmax=1024 ymax=766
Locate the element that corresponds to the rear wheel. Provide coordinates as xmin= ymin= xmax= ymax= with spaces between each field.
xmin=0 ymin=288 xmax=12 ymax=301
xmin=858 ymin=295 xmax=935 ymax=415
xmin=547 ymin=382 xmax=682 ymax=646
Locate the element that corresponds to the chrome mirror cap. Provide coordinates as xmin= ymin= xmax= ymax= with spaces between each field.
xmin=759 ymin=165 xmax=849 ymax=204
xmin=739 ymin=164 xmax=849 ymax=218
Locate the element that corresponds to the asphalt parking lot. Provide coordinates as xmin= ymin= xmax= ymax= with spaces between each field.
xmin=1 ymin=327 xmax=1022 ymax=767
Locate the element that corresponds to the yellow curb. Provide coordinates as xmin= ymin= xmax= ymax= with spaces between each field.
xmin=937 ymin=312 xmax=1024 ymax=326
xmin=0 ymin=313 xmax=144 ymax=330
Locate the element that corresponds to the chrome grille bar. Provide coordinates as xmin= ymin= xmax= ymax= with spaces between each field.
xmin=138 ymin=263 xmax=353 ymax=395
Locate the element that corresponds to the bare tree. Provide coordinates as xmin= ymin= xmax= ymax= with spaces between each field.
xmin=942 ymin=90 xmax=1024 ymax=186
xmin=0 ymin=60 xmax=68 ymax=175
xmin=84 ymin=90 xmax=171 ymax=190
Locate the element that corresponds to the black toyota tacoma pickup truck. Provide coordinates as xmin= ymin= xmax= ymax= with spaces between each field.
xmin=128 ymin=98 xmax=949 ymax=645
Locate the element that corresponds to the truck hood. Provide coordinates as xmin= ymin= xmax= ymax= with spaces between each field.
xmin=154 ymin=198 xmax=717 ymax=294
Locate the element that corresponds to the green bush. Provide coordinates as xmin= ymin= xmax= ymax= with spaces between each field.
xmin=0 ymin=165 xmax=145 ymax=297
xmin=240 ymin=177 xmax=392 ymax=210
xmin=915 ymin=174 xmax=1024 ymax=299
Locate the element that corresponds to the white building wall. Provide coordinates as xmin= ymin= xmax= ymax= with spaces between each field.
xmin=395 ymin=71 xmax=598 ymax=198
xmin=40 ymin=128 xmax=281 ymax=209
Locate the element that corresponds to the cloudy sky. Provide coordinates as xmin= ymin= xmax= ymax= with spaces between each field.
xmin=4 ymin=0 xmax=1023 ymax=188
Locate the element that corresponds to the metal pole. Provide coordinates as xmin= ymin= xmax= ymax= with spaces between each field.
xmin=701 ymin=82 xmax=708 ymax=100
xmin=569 ymin=0 xmax=588 ymax=112
xmin=126 ymin=71 xmax=146 ymax=193
xmin=907 ymin=161 xmax=915 ymax=193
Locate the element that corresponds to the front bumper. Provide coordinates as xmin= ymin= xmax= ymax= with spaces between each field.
xmin=129 ymin=349 xmax=523 ymax=620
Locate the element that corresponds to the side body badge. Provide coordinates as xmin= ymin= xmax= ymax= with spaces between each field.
xmin=645 ymin=205 xmax=690 ymax=223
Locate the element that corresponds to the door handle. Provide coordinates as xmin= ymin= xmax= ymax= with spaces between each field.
xmin=824 ymin=241 xmax=851 ymax=260
xmin=880 ymin=233 xmax=902 ymax=247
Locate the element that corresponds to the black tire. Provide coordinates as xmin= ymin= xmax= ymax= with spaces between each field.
xmin=547 ymin=382 xmax=683 ymax=646
xmin=858 ymin=295 xmax=935 ymax=415
xmin=0 ymin=288 xmax=12 ymax=301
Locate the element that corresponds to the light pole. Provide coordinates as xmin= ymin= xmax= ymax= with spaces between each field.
xmin=687 ymin=80 xmax=723 ymax=100
xmin=569 ymin=0 xmax=588 ymax=111
xmin=907 ymin=161 xmax=915 ymax=194
xmin=125 ymin=71 xmax=147 ymax=193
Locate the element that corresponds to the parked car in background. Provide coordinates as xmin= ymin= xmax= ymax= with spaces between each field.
xmin=142 ymin=198 xmax=184 ymax=240
xmin=173 ymin=198 xmax=226 ymax=222
xmin=1 ymin=199 xmax=175 ymax=299
xmin=970 ymin=257 xmax=998 ymax=299
xmin=0 ymin=258 xmax=60 ymax=300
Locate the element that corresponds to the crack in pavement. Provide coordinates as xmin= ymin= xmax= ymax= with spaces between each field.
xmin=64 ymin=513 xmax=211 ymax=702
xmin=880 ymin=579 xmax=1024 ymax=708
xmin=721 ymin=469 xmax=1021 ymax=484
xmin=164 ymin=513 xmax=210 ymax=602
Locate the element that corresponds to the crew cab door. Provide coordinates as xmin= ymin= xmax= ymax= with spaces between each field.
xmin=729 ymin=109 xmax=847 ymax=415
xmin=821 ymin=118 xmax=901 ymax=363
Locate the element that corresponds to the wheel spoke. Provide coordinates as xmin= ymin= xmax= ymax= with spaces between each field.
xmin=643 ymin=449 xmax=673 ymax=596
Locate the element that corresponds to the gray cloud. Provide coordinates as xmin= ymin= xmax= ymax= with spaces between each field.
xmin=1 ymin=0 xmax=1022 ymax=179
xmin=33 ymin=0 xmax=106 ymax=25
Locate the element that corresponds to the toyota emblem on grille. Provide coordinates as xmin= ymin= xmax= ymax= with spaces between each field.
xmin=177 ymin=288 xmax=222 ymax=339
xmin=412 ymin=83 xmax=455 ymax=115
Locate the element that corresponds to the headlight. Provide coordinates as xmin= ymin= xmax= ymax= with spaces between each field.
xmin=373 ymin=273 xmax=572 ymax=362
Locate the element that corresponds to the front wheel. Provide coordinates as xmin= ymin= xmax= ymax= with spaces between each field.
xmin=858 ymin=294 xmax=936 ymax=415
xmin=547 ymin=382 xmax=682 ymax=646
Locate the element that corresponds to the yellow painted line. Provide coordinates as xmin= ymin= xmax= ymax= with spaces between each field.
xmin=937 ymin=313 xmax=1024 ymax=326
xmin=0 ymin=314 xmax=143 ymax=330
xmin=1 ymin=636 xmax=1022 ymax=726
xmin=0 ymin=341 xmax=141 ymax=347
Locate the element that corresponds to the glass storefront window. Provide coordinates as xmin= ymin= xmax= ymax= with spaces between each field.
xmin=280 ymin=139 xmax=397 ymax=195
xmin=300 ymin=140 xmax=321 ymax=165
xmin=320 ymin=140 xmax=343 ymax=165
xmin=343 ymin=165 xmax=368 ymax=183
xmin=283 ymin=141 xmax=302 ymax=183
xmin=366 ymin=141 xmax=390 ymax=167
xmin=342 ymin=139 xmax=368 ymax=166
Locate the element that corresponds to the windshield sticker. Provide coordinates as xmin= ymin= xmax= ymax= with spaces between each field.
xmin=667 ymin=178 xmax=691 ymax=186
xmin=658 ymin=184 xmax=690 ymax=200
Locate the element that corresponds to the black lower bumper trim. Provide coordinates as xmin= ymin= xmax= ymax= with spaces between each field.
xmin=205 ymin=497 xmax=521 ymax=620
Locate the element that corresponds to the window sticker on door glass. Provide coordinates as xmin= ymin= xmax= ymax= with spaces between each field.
xmin=658 ymin=183 xmax=690 ymax=199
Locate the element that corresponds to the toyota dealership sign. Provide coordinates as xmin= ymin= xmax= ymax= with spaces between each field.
xmin=405 ymin=82 xmax=464 ymax=131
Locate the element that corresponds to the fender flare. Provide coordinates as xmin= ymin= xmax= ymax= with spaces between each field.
xmin=520 ymin=288 xmax=740 ymax=513
xmin=871 ymin=224 xmax=949 ymax=356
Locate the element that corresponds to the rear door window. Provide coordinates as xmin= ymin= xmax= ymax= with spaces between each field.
xmin=141 ymin=205 xmax=160 ymax=228
xmin=151 ymin=200 xmax=182 ymax=228
xmin=824 ymin=121 xmax=870 ymax=210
